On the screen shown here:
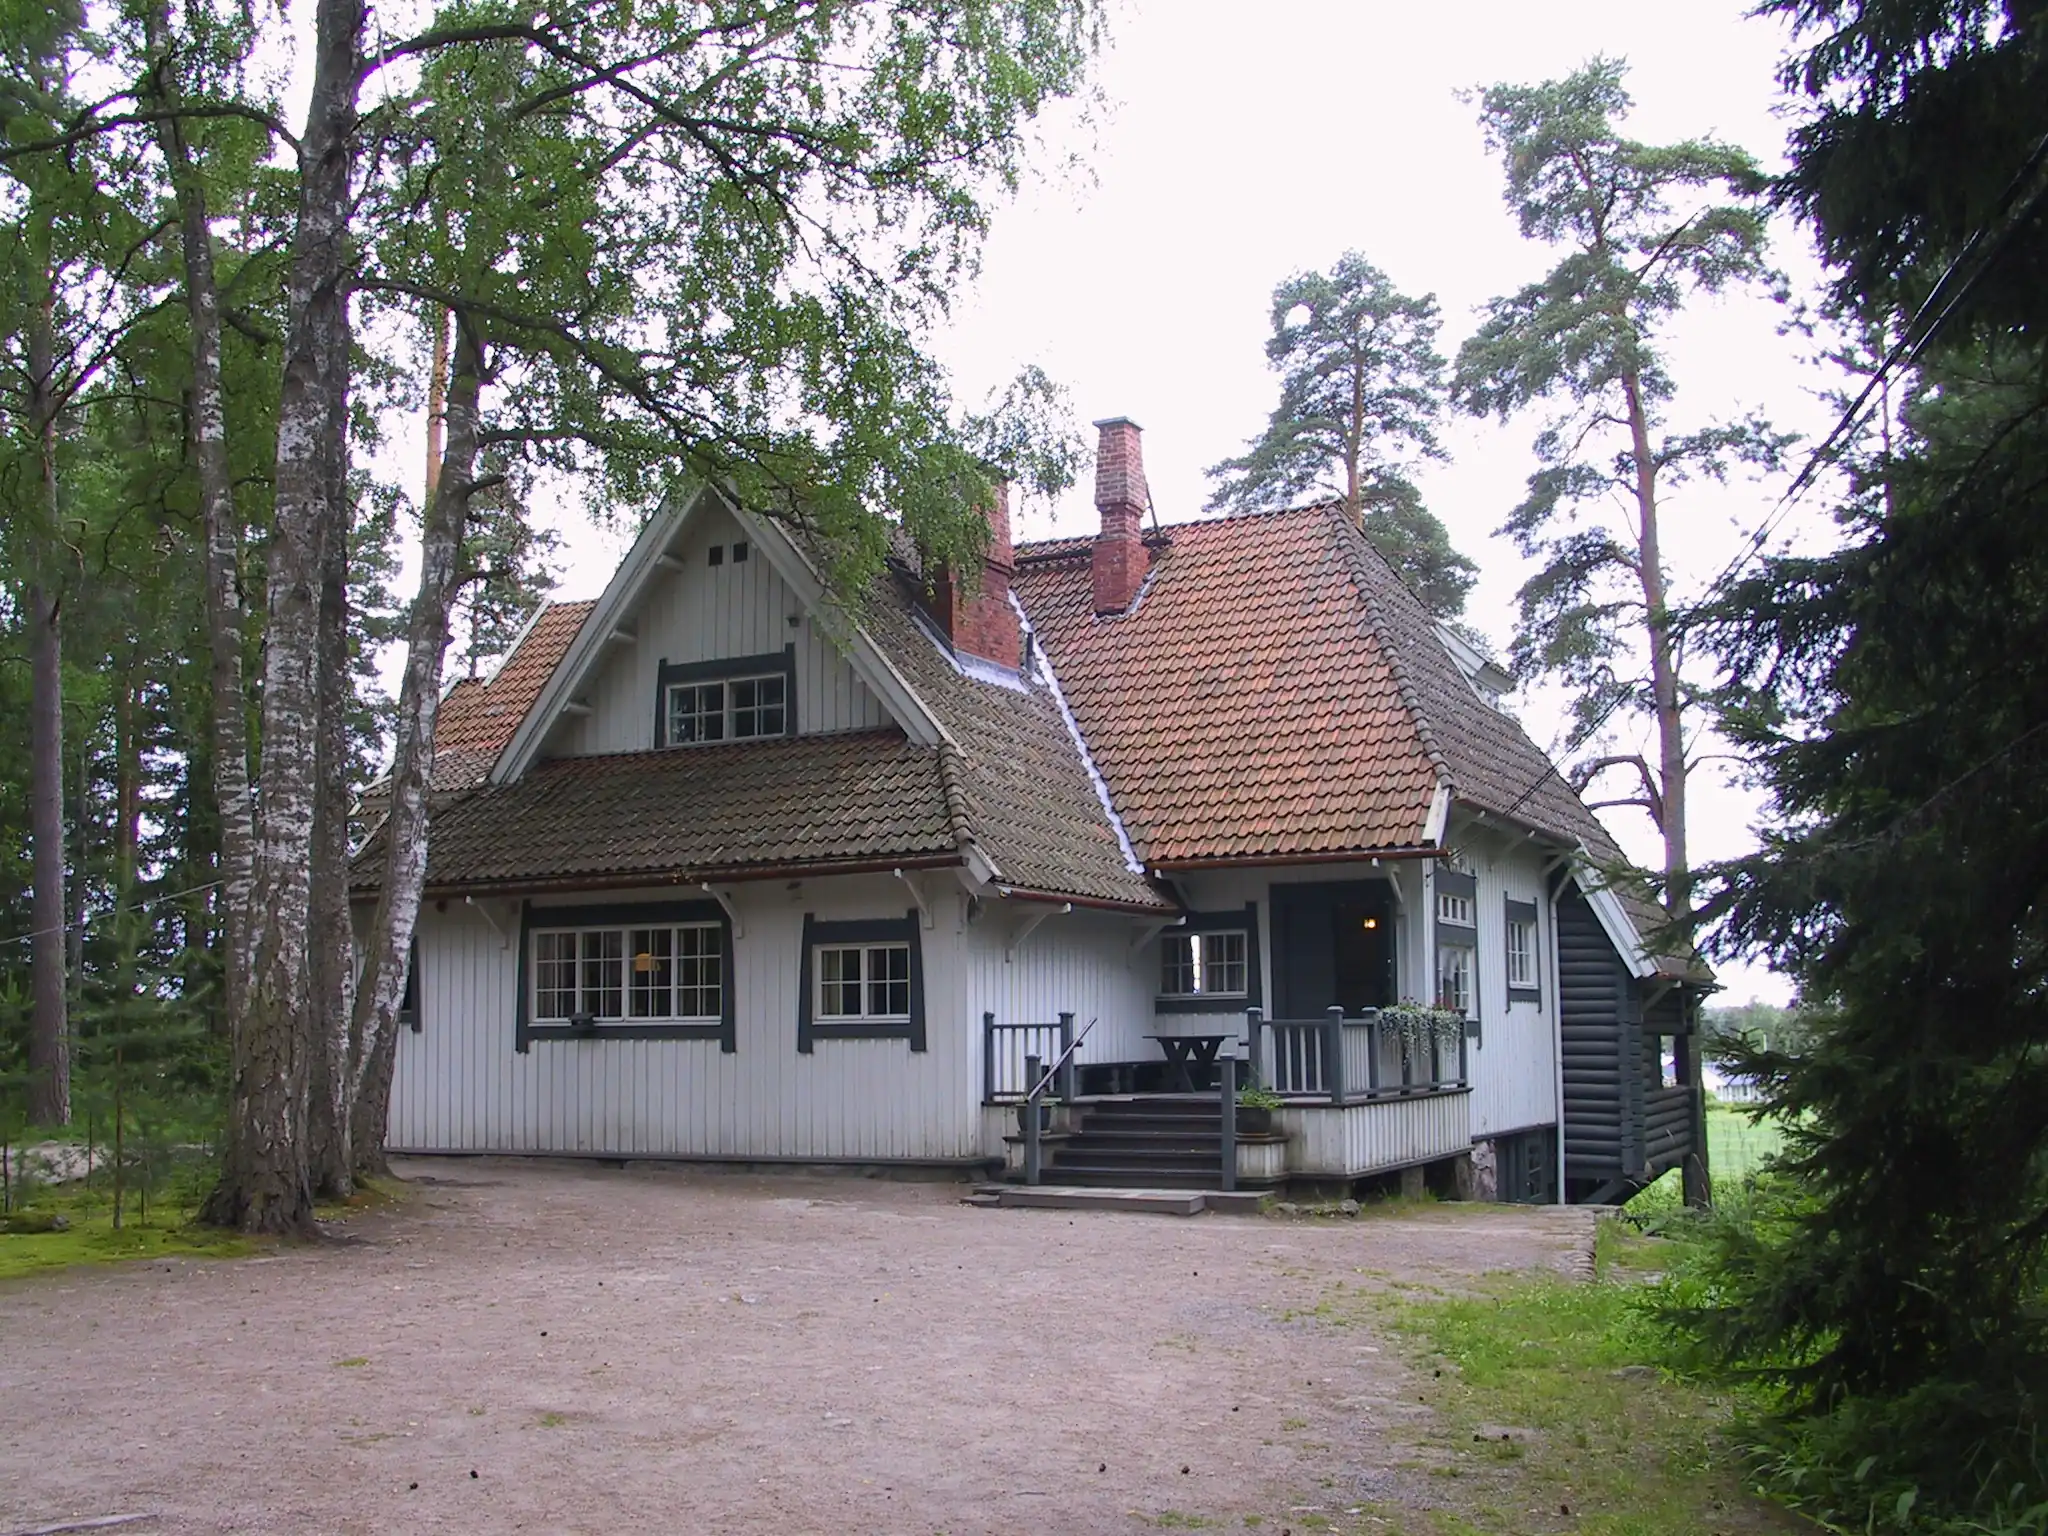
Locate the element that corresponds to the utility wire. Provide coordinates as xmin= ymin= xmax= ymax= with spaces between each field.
xmin=0 ymin=877 xmax=226 ymax=950
xmin=1498 ymin=139 xmax=2048 ymax=828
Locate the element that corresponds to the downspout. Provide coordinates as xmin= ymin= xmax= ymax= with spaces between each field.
xmin=1547 ymin=874 xmax=1568 ymax=1203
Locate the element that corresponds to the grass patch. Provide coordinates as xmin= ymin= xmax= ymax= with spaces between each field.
xmin=1379 ymin=1275 xmax=1795 ymax=1535
xmin=0 ymin=1200 xmax=252 ymax=1281
xmin=0 ymin=1160 xmax=406 ymax=1284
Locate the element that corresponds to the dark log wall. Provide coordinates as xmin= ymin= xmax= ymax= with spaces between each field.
xmin=1556 ymin=884 xmax=1697 ymax=1201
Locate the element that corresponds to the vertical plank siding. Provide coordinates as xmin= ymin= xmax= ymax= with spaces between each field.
xmin=1465 ymin=839 xmax=1561 ymax=1139
xmin=1275 ymin=1093 xmax=1472 ymax=1176
xmin=564 ymin=504 xmax=886 ymax=757
xmin=391 ymin=875 xmax=983 ymax=1161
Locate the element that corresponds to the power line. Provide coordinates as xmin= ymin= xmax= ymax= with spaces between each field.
xmin=1498 ymin=135 xmax=2048 ymax=827
xmin=0 ymin=877 xmax=226 ymax=950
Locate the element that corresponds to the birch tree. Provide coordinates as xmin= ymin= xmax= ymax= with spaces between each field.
xmin=1453 ymin=58 xmax=1790 ymax=1206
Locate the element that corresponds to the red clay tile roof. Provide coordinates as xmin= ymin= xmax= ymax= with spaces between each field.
xmin=1014 ymin=506 xmax=1446 ymax=864
xmin=432 ymin=600 xmax=594 ymax=788
xmin=805 ymin=532 xmax=1169 ymax=910
xmin=353 ymin=538 xmax=1168 ymax=909
xmin=359 ymin=730 xmax=958 ymax=892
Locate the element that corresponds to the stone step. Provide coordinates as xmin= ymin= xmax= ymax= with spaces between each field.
xmin=994 ymin=1186 xmax=1207 ymax=1216
xmin=1051 ymin=1146 xmax=1224 ymax=1170
xmin=1037 ymin=1164 xmax=1220 ymax=1190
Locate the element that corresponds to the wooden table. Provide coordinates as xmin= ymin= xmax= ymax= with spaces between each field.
xmin=1149 ymin=1032 xmax=1231 ymax=1093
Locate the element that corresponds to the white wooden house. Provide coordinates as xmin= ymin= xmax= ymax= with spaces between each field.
xmin=355 ymin=419 xmax=1706 ymax=1202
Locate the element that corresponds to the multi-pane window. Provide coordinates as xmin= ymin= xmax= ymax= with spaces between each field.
xmin=1159 ymin=931 xmax=1249 ymax=998
xmin=534 ymin=924 xmax=722 ymax=1021
xmin=816 ymin=942 xmax=912 ymax=1021
xmin=664 ymin=673 xmax=786 ymax=746
xmin=1506 ymin=917 xmax=1536 ymax=990
xmin=1436 ymin=943 xmax=1474 ymax=1016
xmin=1436 ymin=891 xmax=1474 ymax=927
xmin=729 ymin=674 xmax=786 ymax=738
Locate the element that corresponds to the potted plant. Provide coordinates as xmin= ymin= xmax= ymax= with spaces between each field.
xmin=1236 ymin=1079 xmax=1283 ymax=1135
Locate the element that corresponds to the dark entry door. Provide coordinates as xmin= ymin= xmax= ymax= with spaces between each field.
xmin=1332 ymin=894 xmax=1395 ymax=1012
xmin=1272 ymin=881 xmax=1396 ymax=1016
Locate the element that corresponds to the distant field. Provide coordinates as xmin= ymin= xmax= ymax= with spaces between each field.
xmin=1708 ymin=1099 xmax=1785 ymax=1181
xmin=1626 ymin=1098 xmax=1787 ymax=1212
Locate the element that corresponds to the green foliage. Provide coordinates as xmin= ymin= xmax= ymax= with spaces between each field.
xmin=1208 ymin=251 xmax=1476 ymax=620
xmin=1663 ymin=9 xmax=2048 ymax=1529
xmin=1454 ymin=57 xmax=1791 ymax=743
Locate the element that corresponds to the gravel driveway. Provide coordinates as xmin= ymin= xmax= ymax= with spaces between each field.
xmin=0 ymin=1158 xmax=1594 ymax=1534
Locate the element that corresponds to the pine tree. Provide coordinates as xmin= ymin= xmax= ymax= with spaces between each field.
xmin=1208 ymin=252 xmax=1476 ymax=620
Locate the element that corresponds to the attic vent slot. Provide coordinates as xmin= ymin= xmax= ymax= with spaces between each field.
xmin=708 ymin=545 xmax=724 ymax=567
xmin=731 ymin=540 xmax=749 ymax=563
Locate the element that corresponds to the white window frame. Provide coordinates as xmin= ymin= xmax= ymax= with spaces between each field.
xmin=1436 ymin=942 xmax=1474 ymax=1018
xmin=663 ymin=670 xmax=787 ymax=747
xmin=1158 ymin=929 xmax=1249 ymax=1000
xmin=531 ymin=921 xmax=724 ymax=1024
xmin=1506 ymin=917 xmax=1536 ymax=991
xmin=1436 ymin=891 xmax=1475 ymax=927
xmin=814 ymin=941 xmax=913 ymax=1023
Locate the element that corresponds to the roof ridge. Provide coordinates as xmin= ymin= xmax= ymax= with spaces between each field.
xmin=1325 ymin=505 xmax=1455 ymax=802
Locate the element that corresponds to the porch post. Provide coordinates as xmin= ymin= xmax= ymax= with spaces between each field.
xmin=1366 ymin=1009 xmax=1382 ymax=1096
xmin=1218 ymin=1041 xmax=1237 ymax=1192
xmin=1023 ymin=1052 xmax=1042 ymax=1186
xmin=983 ymin=1012 xmax=996 ymax=1105
xmin=1325 ymin=1005 xmax=1347 ymax=1106
xmin=1246 ymin=1006 xmax=1263 ymax=1088
xmin=1057 ymin=1011 xmax=1077 ymax=1102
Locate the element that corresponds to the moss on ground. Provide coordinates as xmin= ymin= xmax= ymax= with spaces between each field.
xmin=0 ymin=1172 xmax=407 ymax=1282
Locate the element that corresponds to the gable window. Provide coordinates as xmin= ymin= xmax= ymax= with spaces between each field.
xmin=1153 ymin=903 xmax=1262 ymax=1014
xmin=798 ymin=912 xmax=926 ymax=1051
xmin=1160 ymin=931 xmax=1248 ymax=999
xmin=1505 ymin=898 xmax=1540 ymax=1003
xmin=517 ymin=900 xmax=735 ymax=1050
xmin=664 ymin=673 xmax=786 ymax=744
xmin=653 ymin=646 xmax=797 ymax=748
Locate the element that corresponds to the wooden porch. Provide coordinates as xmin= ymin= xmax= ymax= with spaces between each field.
xmin=981 ymin=1010 xmax=1473 ymax=1188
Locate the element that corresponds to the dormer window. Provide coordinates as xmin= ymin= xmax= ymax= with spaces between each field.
xmin=653 ymin=646 xmax=797 ymax=747
xmin=666 ymin=673 xmax=786 ymax=743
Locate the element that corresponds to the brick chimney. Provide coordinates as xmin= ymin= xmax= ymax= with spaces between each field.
xmin=1092 ymin=417 xmax=1148 ymax=615
xmin=931 ymin=481 xmax=1020 ymax=670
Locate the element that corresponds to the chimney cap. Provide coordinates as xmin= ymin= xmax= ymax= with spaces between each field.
xmin=1091 ymin=415 xmax=1143 ymax=431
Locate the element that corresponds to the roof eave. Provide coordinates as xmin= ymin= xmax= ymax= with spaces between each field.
xmin=1146 ymin=844 xmax=1440 ymax=873
xmin=365 ymin=851 xmax=971 ymax=902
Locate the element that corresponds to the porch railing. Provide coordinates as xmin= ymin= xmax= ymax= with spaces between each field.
xmin=984 ymin=1012 xmax=1076 ymax=1105
xmin=1247 ymin=1006 xmax=1469 ymax=1106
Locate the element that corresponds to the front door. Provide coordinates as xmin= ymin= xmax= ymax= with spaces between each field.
xmin=1272 ymin=880 xmax=1397 ymax=1017
xmin=1332 ymin=894 xmax=1395 ymax=1012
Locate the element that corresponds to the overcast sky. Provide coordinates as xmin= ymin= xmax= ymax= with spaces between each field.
xmin=483 ymin=1 xmax=1842 ymax=1004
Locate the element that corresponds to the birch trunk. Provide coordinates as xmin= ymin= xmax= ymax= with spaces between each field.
xmin=147 ymin=50 xmax=256 ymax=1032
xmin=201 ymin=0 xmax=364 ymax=1234
xmin=350 ymin=318 xmax=485 ymax=1177
xmin=306 ymin=472 xmax=357 ymax=1200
